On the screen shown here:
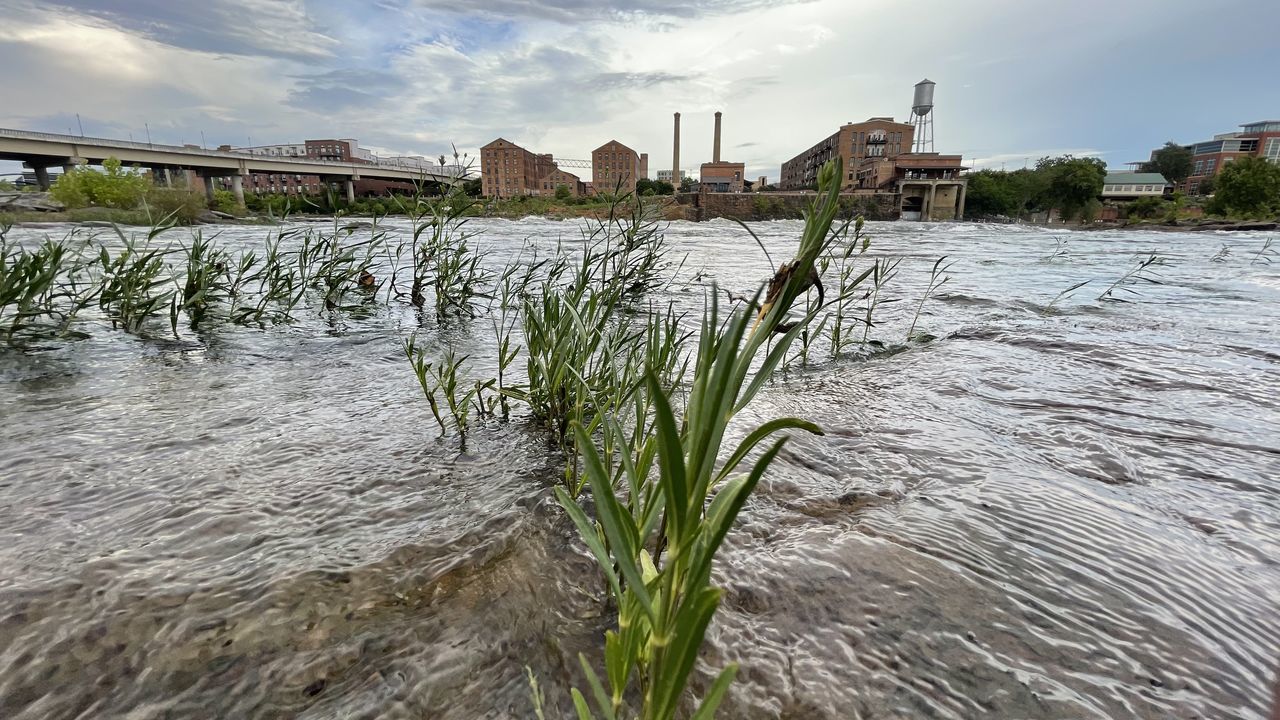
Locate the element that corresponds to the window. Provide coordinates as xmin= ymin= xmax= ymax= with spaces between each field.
xmin=1193 ymin=160 xmax=1204 ymax=174
xmin=1266 ymin=138 xmax=1280 ymax=163
xmin=1206 ymin=159 xmax=1216 ymax=173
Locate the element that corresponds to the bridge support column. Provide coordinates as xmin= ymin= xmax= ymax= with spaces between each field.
xmin=345 ymin=179 xmax=355 ymax=204
xmin=203 ymin=175 xmax=216 ymax=206
xmin=955 ymin=183 xmax=967 ymax=220
xmin=62 ymin=162 xmax=77 ymax=176
xmin=231 ymin=175 xmax=246 ymax=208
xmin=33 ymin=166 xmax=51 ymax=191
xmin=925 ymin=184 xmax=936 ymax=221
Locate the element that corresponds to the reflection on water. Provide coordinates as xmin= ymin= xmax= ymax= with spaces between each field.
xmin=1 ymin=218 xmax=1278 ymax=719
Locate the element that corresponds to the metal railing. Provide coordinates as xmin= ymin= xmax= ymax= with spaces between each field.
xmin=0 ymin=128 xmax=466 ymax=178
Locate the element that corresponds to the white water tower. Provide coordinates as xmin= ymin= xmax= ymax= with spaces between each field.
xmin=909 ymin=79 xmax=935 ymax=153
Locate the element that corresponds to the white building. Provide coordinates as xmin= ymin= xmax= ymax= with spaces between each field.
xmin=1102 ymin=172 xmax=1171 ymax=200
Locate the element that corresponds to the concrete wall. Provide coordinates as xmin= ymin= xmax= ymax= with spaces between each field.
xmin=674 ymin=191 xmax=899 ymax=222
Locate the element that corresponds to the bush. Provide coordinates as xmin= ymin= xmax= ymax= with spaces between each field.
xmin=1125 ymin=196 xmax=1165 ymax=219
xmin=554 ymin=184 xmax=571 ymax=201
xmin=50 ymin=157 xmax=150 ymax=209
xmin=212 ymin=189 xmax=240 ymax=215
xmin=144 ymin=187 xmax=206 ymax=223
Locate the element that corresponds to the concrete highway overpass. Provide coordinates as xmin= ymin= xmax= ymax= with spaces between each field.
xmin=0 ymin=128 xmax=462 ymax=206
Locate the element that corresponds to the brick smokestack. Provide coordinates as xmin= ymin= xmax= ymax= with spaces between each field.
xmin=673 ymin=112 xmax=681 ymax=189
xmin=713 ymin=111 xmax=722 ymax=163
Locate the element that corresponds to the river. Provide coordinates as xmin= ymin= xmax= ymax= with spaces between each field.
xmin=1 ymin=217 xmax=1277 ymax=719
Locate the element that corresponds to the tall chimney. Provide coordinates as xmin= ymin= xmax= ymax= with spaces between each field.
xmin=673 ymin=112 xmax=681 ymax=189
xmin=713 ymin=111 xmax=722 ymax=163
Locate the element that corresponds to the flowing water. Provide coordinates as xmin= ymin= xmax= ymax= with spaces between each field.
xmin=1 ymin=217 xmax=1278 ymax=719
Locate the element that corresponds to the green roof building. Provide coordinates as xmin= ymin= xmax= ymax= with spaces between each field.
xmin=1102 ymin=172 xmax=1170 ymax=199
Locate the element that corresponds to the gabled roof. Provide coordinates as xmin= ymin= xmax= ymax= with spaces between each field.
xmin=593 ymin=140 xmax=635 ymax=154
xmin=1104 ymin=172 xmax=1169 ymax=185
xmin=482 ymin=137 xmax=524 ymax=149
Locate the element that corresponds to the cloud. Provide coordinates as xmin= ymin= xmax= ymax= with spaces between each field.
xmin=32 ymin=0 xmax=338 ymax=59
xmin=287 ymin=69 xmax=409 ymax=112
xmin=408 ymin=0 xmax=816 ymax=23
xmin=586 ymin=72 xmax=696 ymax=91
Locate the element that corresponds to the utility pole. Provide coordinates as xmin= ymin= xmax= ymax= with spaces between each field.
xmin=200 ymin=130 xmax=207 ymax=149
xmin=76 ymin=113 xmax=84 ymax=136
xmin=145 ymin=123 xmax=152 ymax=148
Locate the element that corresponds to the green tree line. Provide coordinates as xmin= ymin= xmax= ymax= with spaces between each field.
xmin=964 ymin=155 xmax=1107 ymax=221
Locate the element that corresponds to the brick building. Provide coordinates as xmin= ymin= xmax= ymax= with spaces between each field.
xmin=779 ymin=118 xmax=914 ymax=190
xmin=592 ymin=140 xmax=643 ymax=195
xmin=480 ymin=138 xmax=583 ymax=198
xmin=1153 ymin=121 xmax=1280 ymax=193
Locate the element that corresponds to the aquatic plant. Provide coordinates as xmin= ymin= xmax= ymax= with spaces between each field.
xmin=1045 ymin=236 xmax=1069 ymax=261
xmin=1098 ymin=254 xmax=1165 ymax=302
xmin=1044 ymin=280 xmax=1091 ymax=313
xmin=825 ymin=216 xmax=875 ymax=357
xmin=552 ymin=158 xmax=846 ymax=720
xmin=503 ymin=192 xmax=679 ymax=491
xmin=860 ymin=257 xmax=901 ymax=344
xmin=2 ymin=235 xmax=75 ymax=337
xmin=1251 ymin=237 xmax=1275 ymax=265
xmin=1210 ymin=244 xmax=1232 ymax=263
xmin=96 ymin=226 xmax=180 ymax=334
xmin=176 ymin=230 xmax=231 ymax=328
xmin=906 ymin=256 xmax=954 ymax=340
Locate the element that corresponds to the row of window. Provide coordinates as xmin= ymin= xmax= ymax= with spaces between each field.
xmin=1104 ymin=184 xmax=1162 ymax=192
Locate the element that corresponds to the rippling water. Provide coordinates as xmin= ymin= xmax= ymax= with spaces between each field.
xmin=2 ymin=217 xmax=1278 ymax=719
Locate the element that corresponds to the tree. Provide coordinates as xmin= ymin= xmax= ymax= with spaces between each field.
xmin=635 ymin=178 xmax=674 ymax=196
xmin=1142 ymin=141 xmax=1193 ymax=184
xmin=1197 ymin=174 xmax=1216 ymax=196
xmin=679 ymin=176 xmax=698 ymax=193
xmin=49 ymin=157 xmax=150 ymax=209
xmin=963 ymin=170 xmax=1019 ymax=218
xmin=1206 ymin=156 xmax=1280 ymax=217
xmin=462 ymin=178 xmax=482 ymax=197
xmin=554 ymin=184 xmax=571 ymax=201
xmin=1035 ymin=155 xmax=1107 ymax=221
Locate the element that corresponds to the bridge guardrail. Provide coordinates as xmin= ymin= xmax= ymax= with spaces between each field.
xmin=0 ymin=128 xmax=466 ymax=177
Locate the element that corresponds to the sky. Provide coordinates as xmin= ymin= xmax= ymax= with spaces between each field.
xmin=1 ymin=0 xmax=1277 ymax=182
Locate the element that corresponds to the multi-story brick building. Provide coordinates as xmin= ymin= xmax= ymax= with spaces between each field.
xmin=592 ymin=140 xmax=643 ymax=195
xmin=779 ymin=117 xmax=914 ymax=190
xmin=480 ymin=138 xmax=582 ymax=198
xmin=1154 ymin=121 xmax=1280 ymax=193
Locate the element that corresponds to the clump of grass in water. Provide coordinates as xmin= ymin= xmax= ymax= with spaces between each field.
xmin=403 ymin=336 xmax=492 ymax=443
xmin=96 ymin=224 xmax=181 ymax=334
xmin=1043 ymin=280 xmax=1091 ymax=313
xmin=548 ymin=157 xmax=848 ymax=720
xmin=1098 ymin=253 xmax=1165 ymax=302
xmin=1252 ymin=237 xmax=1275 ymax=265
xmin=505 ymin=191 xmax=680 ymax=493
xmin=906 ymin=255 xmax=954 ymax=341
